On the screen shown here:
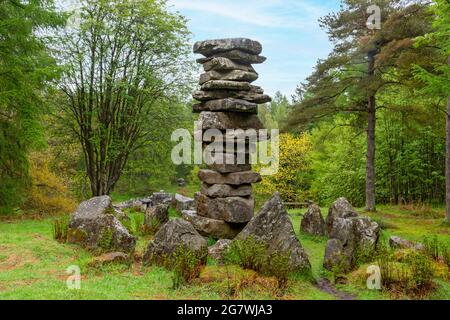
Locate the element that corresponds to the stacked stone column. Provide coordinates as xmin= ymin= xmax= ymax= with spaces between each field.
xmin=182 ymin=38 xmax=271 ymax=240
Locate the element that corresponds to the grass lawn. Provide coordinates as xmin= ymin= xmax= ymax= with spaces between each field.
xmin=0 ymin=204 xmax=448 ymax=300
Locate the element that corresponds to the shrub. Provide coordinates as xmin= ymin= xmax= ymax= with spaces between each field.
xmin=97 ymin=228 xmax=113 ymax=252
xmin=171 ymin=245 xmax=206 ymax=289
xmin=224 ymin=236 xmax=266 ymax=272
xmin=423 ymin=235 xmax=440 ymax=260
xmin=53 ymin=217 xmax=69 ymax=243
xmin=265 ymin=251 xmax=291 ymax=295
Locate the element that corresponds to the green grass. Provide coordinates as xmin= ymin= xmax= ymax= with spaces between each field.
xmin=0 ymin=205 xmax=448 ymax=300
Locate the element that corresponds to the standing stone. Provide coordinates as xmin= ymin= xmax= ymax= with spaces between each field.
xmin=300 ymin=203 xmax=326 ymax=236
xmin=187 ymin=38 xmax=270 ymax=240
xmin=326 ymin=197 xmax=358 ymax=235
xmin=236 ymin=193 xmax=311 ymax=272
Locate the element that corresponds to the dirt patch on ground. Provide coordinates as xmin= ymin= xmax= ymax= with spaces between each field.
xmin=315 ymin=278 xmax=356 ymax=300
xmin=0 ymin=252 xmax=40 ymax=272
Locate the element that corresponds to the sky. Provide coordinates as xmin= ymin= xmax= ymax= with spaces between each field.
xmin=168 ymin=0 xmax=342 ymax=99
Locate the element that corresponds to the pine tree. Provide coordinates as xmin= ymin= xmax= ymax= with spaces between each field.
xmin=286 ymin=0 xmax=432 ymax=211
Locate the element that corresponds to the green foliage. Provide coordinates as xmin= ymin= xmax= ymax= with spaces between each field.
xmin=0 ymin=0 xmax=66 ymax=213
xmin=225 ymin=236 xmax=267 ymax=272
xmin=423 ymin=235 xmax=440 ymax=260
xmin=97 ymin=228 xmax=114 ymax=252
xmin=171 ymin=245 xmax=206 ymax=289
xmin=53 ymin=217 xmax=69 ymax=243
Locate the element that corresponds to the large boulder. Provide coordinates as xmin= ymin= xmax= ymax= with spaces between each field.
xmin=199 ymin=111 xmax=264 ymax=131
xmin=196 ymin=193 xmax=254 ymax=223
xmin=67 ymin=196 xmax=136 ymax=253
xmin=199 ymin=70 xmax=258 ymax=85
xmin=323 ymin=239 xmax=348 ymax=271
xmin=143 ymin=219 xmax=208 ymax=266
xmin=300 ymin=203 xmax=326 ymax=236
xmin=197 ymin=50 xmax=266 ymax=65
xmin=193 ymin=98 xmax=257 ymax=114
xmin=173 ymin=193 xmax=195 ymax=212
xmin=201 ymin=80 xmax=251 ymax=91
xmin=201 ymin=183 xmax=252 ymax=198
xmin=193 ymin=89 xmax=271 ymax=104
xmin=182 ymin=210 xmax=244 ymax=239
xmin=201 ymin=57 xmax=256 ymax=73
xmin=144 ymin=203 xmax=169 ymax=230
xmin=198 ymin=169 xmax=261 ymax=185
xmin=236 ymin=192 xmax=311 ymax=272
xmin=326 ymin=197 xmax=358 ymax=235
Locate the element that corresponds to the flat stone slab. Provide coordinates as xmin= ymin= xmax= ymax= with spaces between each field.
xmin=199 ymin=111 xmax=264 ymax=131
xmin=202 ymin=57 xmax=256 ymax=73
xmin=197 ymin=50 xmax=266 ymax=65
xmin=198 ymin=169 xmax=261 ymax=185
xmin=199 ymin=70 xmax=258 ymax=85
xmin=195 ymin=129 xmax=269 ymax=143
xmin=193 ymin=89 xmax=271 ymax=104
xmin=193 ymin=98 xmax=257 ymax=114
xmin=182 ymin=210 xmax=244 ymax=239
xmin=193 ymin=38 xmax=262 ymax=56
xmin=196 ymin=193 xmax=254 ymax=223
xmin=201 ymin=183 xmax=252 ymax=198
xmin=201 ymin=80 xmax=251 ymax=91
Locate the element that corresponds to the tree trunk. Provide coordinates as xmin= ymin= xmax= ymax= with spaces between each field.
xmin=446 ymin=56 xmax=450 ymax=223
xmin=366 ymin=52 xmax=376 ymax=212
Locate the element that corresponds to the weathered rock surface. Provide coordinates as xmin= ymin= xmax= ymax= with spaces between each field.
xmin=323 ymin=239 xmax=347 ymax=271
xmin=326 ymin=197 xmax=358 ymax=235
xmin=199 ymin=70 xmax=258 ymax=85
xmin=144 ymin=203 xmax=169 ymax=228
xmin=197 ymin=50 xmax=266 ymax=64
xmin=196 ymin=193 xmax=254 ymax=223
xmin=193 ymin=38 xmax=262 ymax=56
xmin=88 ymin=252 xmax=130 ymax=267
xmin=389 ymin=236 xmax=425 ymax=251
xmin=300 ymin=203 xmax=326 ymax=236
xmin=323 ymin=216 xmax=379 ymax=272
xmin=203 ymin=152 xmax=251 ymax=173
xmin=199 ymin=111 xmax=264 ymax=131
xmin=198 ymin=169 xmax=261 ymax=185
xmin=201 ymin=80 xmax=251 ymax=91
xmin=208 ymin=239 xmax=232 ymax=262
xmin=113 ymin=207 xmax=130 ymax=221
xmin=193 ymin=98 xmax=257 ymax=114
xmin=173 ymin=193 xmax=195 ymax=212
xmin=182 ymin=210 xmax=244 ymax=239
xmin=201 ymin=183 xmax=252 ymax=198
xmin=202 ymin=57 xmax=256 ymax=72
xmin=143 ymin=219 xmax=208 ymax=265
xmin=193 ymin=89 xmax=271 ymax=104
xmin=151 ymin=191 xmax=173 ymax=206
xmin=67 ymin=196 xmax=136 ymax=253
xmin=236 ymin=192 xmax=311 ymax=272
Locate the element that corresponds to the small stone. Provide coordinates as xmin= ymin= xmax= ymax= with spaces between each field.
xmin=193 ymin=38 xmax=262 ymax=56
xmin=151 ymin=191 xmax=173 ymax=206
xmin=201 ymin=183 xmax=253 ymax=198
xmin=300 ymin=203 xmax=326 ymax=236
xmin=208 ymin=239 xmax=232 ymax=262
xmin=197 ymin=50 xmax=266 ymax=64
xmin=89 ymin=252 xmax=130 ymax=267
xmin=193 ymin=98 xmax=257 ymax=114
xmin=202 ymin=57 xmax=255 ymax=72
xmin=199 ymin=70 xmax=258 ymax=85
xmin=196 ymin=193 xmax=254 ymax=223
xmin=182 ymin=210 xmax=244 ymax=239
xmin=199 ymin=111 xmax=264 ymax=131
xmin=143 ymin=219 xmax=208 ymax=266
xmin=173 ymin=193 xmax=195 ymax=212
xmin=198 ymin=169 xmax=261 ymax=185
xmin=389 ymin=236 xmax=425 ymax=251
xmin=201 ymin=80 xmax=251 ymax=91
xmin=235 ymin=192 xmax=311 ymax=272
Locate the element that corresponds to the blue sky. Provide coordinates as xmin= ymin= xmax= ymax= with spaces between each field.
xmin=168 ymin=0 xmax=341 ymax=99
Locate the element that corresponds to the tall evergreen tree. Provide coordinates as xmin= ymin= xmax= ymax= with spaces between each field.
xmin=286 ymin=0 xmax=432 ymax=211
